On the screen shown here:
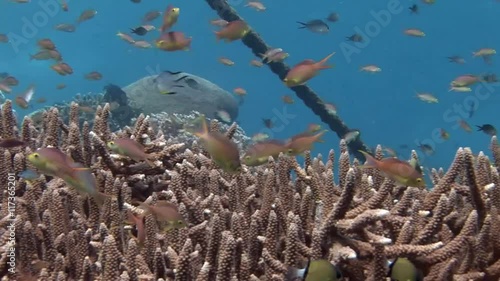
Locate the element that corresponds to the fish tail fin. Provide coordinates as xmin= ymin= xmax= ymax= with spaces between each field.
xmin=296 ymin=21 xmax=306 ymax=28
xmin=214 ymin=31 xmax=221 ymax=41
xmin=476 ymin=125 xmax=482 ymax=131
xmin=29 ymin=55 xmax=34 ymax=61
xmin=316 ymin=52 xmax=336 ymax=69
xmin=358 ymin=150 xmax=378 ymax=169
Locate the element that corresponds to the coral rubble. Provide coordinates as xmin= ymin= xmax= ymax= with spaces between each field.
xmin=0 ymin=99 xmax=500 ymax=280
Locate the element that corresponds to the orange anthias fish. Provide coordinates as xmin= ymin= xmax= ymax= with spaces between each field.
xmin=358 ymin=151 xmax=426 ymax=187
xmin=242 ymin=140 xmax=289 ymax=166
xmin=160 ymin=5 xmax=180 ymax=32
xmin=156 ymin=31 xmax=191 ymax=51
xmin=15 ymin=84 xmax=35 ymax=109
xmin=77 ymin=9 xmax=97 ymax=24
xmin=215 ymin=20 xmax=250 ymax=42
xmin=138 ymin=201 xmax=187 ymax=231
xmin=185 ymin=115 xmax=241 ymax=173
xmin=107 ymin=138 xmax=154 ymax=166
xmin=60 ymin=0 xmax=68 ymax=11
xmin=286 ymin=130 xmax=327 ymax=156
xmin=283 ymin=52 xmax=335 ymax=87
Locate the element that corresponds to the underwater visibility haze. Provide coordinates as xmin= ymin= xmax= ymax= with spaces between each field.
xmin=1 ymin=0 xmax=500 ymax=182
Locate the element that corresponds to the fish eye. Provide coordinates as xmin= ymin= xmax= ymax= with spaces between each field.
xmin=287 ymin=149 xmax=293 ymax=154
xmin=417 ymin=178 xmax=422 ymax=182
xmin=33 ymin=153 xmax=39 ymax=158
xmin=244 ymin=156 xmax=251 ymax=160
xmin=177 ymin=220 xmax=184 ymax=225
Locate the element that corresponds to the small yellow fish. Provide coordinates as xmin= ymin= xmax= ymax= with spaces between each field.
xmin=28 ymin=147 xmax=82 ymax=177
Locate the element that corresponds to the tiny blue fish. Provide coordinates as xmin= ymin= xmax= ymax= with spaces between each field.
xmin=19 ymin=169 xmax=40 ymax=180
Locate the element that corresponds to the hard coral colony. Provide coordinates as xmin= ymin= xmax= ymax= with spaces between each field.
xmin=0 ymin=99 xmax=499 ymax=281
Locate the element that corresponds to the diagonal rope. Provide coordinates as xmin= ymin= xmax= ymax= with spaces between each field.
xmin=205 ymin=0 xmax=370 ymax=161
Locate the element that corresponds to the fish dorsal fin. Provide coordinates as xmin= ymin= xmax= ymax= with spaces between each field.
xmin=409 ymin=158 xmax=417 ymax=168
xmin=260 ymin=139 xmax=286 ymax=146
xmin=297 ymin=59 xmax=315 ymax=66
xmin=382 ymin=158 xmax=406 ymax=165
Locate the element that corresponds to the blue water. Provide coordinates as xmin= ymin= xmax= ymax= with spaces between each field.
xmin=1 ymin=0 xmax=499 ymax=175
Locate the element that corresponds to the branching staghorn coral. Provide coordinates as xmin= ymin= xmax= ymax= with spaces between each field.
xmin=0 ymin=98 xmax=499 ymax=280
